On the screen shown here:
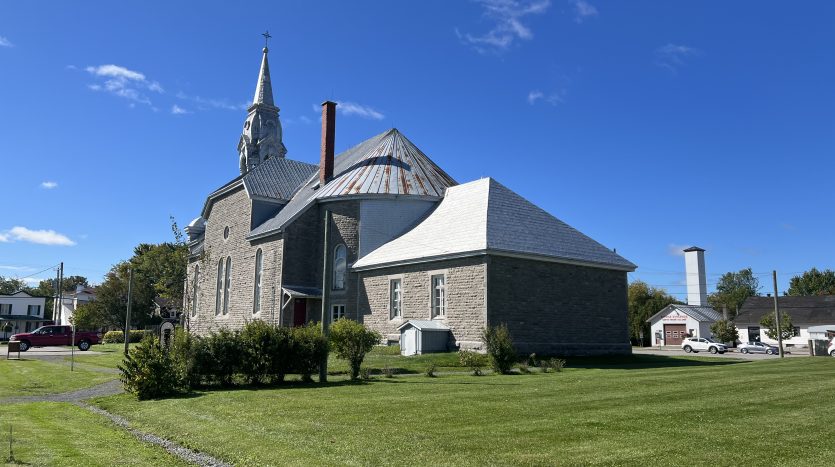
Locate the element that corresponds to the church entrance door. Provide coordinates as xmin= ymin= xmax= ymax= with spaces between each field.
xmin=293 ymin=299 xmax=307 ymax=327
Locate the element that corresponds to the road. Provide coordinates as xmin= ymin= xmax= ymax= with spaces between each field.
xmin=632 ymin=346 xmax=808 ymax=360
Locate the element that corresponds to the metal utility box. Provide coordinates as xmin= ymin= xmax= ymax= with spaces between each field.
xmin=398 ymin=320 xmax=451 ymax=356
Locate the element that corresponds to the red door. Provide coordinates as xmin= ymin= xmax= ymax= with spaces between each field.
xmin=664 ymin=324 xmax=686 ymax=346
xmin=293 ymin=299 xmax=307 ymax=327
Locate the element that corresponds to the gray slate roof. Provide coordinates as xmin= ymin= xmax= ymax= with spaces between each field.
xmin=248 ymin=129 xmax=455 ymax=239
xmin=646 ymin=304 xmax=722 ymax=323
xmin=243 ymin=156 xmax=318 ymax=201
xmin=353 ymin=177 xmax=636 ymax=271
xmin=735 ymin=295 xmax=835 ymax=325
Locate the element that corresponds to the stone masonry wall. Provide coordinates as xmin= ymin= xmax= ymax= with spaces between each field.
xmin=358 ymin=256 xmax=487 ymax=348
xmin=188 ymin=186 xmax=284 ymax=335
xmin=487 ymin=255 xmax=630 ymax=356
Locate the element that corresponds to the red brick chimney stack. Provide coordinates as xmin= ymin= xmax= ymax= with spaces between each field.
xmin=320 ymin=101 xmax=336 ymax=185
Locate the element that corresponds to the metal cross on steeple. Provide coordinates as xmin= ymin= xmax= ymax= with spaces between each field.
xmin=262 ymin=31 xmax=272 ymax=49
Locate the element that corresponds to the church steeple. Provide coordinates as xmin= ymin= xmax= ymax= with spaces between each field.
xmin=238 ymin=31 xmax=286 ymax=174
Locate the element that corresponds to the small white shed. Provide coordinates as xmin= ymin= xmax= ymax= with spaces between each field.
xmin=398 ymin=320 xmax=451 ymax=356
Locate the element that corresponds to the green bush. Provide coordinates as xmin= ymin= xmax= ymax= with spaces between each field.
xmin=239 ymin=320 xmax=291 ymax=384
xmin=169 ymin=328 xmax=200 ymax=389
xmin=291 ymin=323 xmax=328 ymax=382
xmin=482 ymin=324 xmax=516 ymax=375
xmin=425 ymin=362 xmax=437 ymax=378
xmin=119 ymin=335 xmax=180 ymax=400
xmin=543 ymin=358 xmax=566 ymax=373
xmin=459 ymin=350 xmax=488 ymax=376
xmin=103 ymin=330 xmax=148 ymax=344
xmin=329 ymin=319 xmax=381 ymax=380
xmin=201 ymin=328 xmax=242 ymax=386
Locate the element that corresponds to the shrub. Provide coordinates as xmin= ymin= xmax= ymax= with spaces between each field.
xmin=518 ymin=362 xmax=531 ymax=374
xmin=425 ymin=362 xmax=437 ymax=378
xmin=291 ymin=323 xmax=329 ymax=382
xmin=103 ymin=330 xmax=148 ymax=344
xmin=329 ymin=319 xmax=381 ymax=380
xmin=527 ymin=353 xmax=538 ymax=366
xmin=459 ymin=350 xmax=488 ymax=376
xmin=169 ymin=328 xmax=200 ymax=389
xmin=482 ymin=324 xmax=516 ymax=374
xmin=119 ymin=335 xmax=179 ymax=400
xmin=239 ymin=320 xmax=292 ymax=384
xmin=545 ymin=358 xmax=566 ymax=373
xmin=201 ymin=328 xmax=242 ymax=386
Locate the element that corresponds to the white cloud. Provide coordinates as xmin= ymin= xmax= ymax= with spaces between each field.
xmin=0 ymin=36 xmax=13 ymax=48
xmin=315 ymin=101 xmax=385 ymax=120
xmin=667 ymin=243 xmax=690 ymax=257
xmin=0 ymin=265 xmax=35 ymax=272
xmin=171 ymin=104 xmax=190 ymax=115
xmin=85 ymin=64 xmax=163 ymax=106
xmin=655 ymin=43 xmax=701 ymax=73
xmin=0 ymin=226 xmax=76 ymax=246
xmin=40 ymin=181 xmax=58 ymax=189
xmin=457 ymin=0 xmax=551 ymax=53
xmin=175 ymin=91 xmax=248 ymax=111
xmin=527 ymin=89 xmax=565 ymax=105
xmin=572 ymin=0 xmax=598 ymax=23
xmin=527 ymin=90 xmax=544 ymax=104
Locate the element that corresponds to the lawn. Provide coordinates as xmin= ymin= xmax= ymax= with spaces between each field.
xmin=1 ymin=402 xmax=188 ymax=466
xmin=92 ymin=356 xmax=835 ymax=465
xmin=66 ymin=343 xmax=135 ymax=371
xmin=0 ymin=358 xmax=115 ymax=399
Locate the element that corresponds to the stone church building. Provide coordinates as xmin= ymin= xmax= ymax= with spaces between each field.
xmin=184 ymin=45 xmax=637 ymax=355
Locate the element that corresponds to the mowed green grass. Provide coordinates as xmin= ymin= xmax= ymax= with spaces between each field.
xmin=1 ymin=402 xmax=187 ymax=467
xmin=92 ymin=357 xmax=835 ymax=466
xmin=0 ymin=359 xmax=115 ymax=399
xmin=66 ymin=343 xmax=135 ymax=371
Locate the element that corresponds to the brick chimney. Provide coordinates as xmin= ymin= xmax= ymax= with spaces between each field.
xmin=320 ymin=101 xmax=336 ymax=185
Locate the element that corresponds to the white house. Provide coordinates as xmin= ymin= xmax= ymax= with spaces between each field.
xmin=58 ymin=285 xmax=97 ymax=326
xmin=0 ymin=291 xmax=48 ymax=338
xmin=735 ymin=295 xmax=835 ymax=348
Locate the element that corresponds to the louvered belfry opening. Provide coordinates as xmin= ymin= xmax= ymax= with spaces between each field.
xmin=320 ymin=101 xmax=337 ymax=185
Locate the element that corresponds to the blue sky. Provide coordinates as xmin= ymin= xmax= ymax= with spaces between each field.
xmin=1 ymin=1 xmax=833 ymax=299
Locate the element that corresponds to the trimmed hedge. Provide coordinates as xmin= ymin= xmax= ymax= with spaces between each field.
xmin=103 ymin=330 xmax=149 ymax=344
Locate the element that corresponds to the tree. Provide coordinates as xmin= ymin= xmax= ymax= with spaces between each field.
xmin=710 ymin=319 xmax=739 ymax=344
xmin=760 ymin=311 xmax=798 ymax=341
xmin=628 ymin=281 xmax=681 ymax=345
xmin=787 ymin=268 xmax=835 ymax=296
xmin=0 ymin=276 xmax=28 ymax=295
xmin=708 ymin=268 xmax=760 ymax=319
xmin=89 ymin=261 xmax=157 ymax=332
xmin=329 ymin=319 xmax=381 ymax=380
xmin=71 ymin=301 xmax=110 ymax=330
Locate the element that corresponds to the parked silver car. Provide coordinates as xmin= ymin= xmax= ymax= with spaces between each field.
xmin=738 ymin=341 xmax=779 ymax=355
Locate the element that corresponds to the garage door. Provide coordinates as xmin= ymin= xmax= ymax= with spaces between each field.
xmin=664 ymin=324 xmax=686 ymax=346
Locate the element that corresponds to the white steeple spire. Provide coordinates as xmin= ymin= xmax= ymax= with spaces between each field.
xmin=237 ymin=32 xmax=286 ymax=174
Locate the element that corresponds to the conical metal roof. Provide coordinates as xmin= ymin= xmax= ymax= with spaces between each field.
xmin=317 ymin=128 xmax=456 ymax=198
xmin=252 ymin=48 xmax=274 ymax=107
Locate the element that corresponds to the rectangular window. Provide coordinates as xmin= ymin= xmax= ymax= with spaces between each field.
xmin=331 ymin=304 xmax=345 ymax=321
xmin=389 ymin=279 xmax=402 ymax=319
xmin=431 ymin=274 xmax=445 ymax=318
xmin=0 ymin=304 xmax=11 ymax=314
xmin=253 ymin=249 xmax=263 ymax=314
xmin=28 ymin=305 xmax=41 ymax=316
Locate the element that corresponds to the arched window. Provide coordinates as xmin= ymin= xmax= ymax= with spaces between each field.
xmin=333 ymin=244 xmax=346 ymax=290
xmin=192 ymin=265 xmax=200 ymax=317
xmin=223 ymin=256 xmax=232 ymax=315
xmin=253 ymin=249 xmax=263 ymax=314
xmin=215 ymin=259 xmax=224 ymax=315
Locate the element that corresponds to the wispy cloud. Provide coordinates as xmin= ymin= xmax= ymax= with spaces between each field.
xmin=0 ymin=265 xmax=36 ymax=272
xmin=175 ymin=91 xmax=247 ymax=112
xmin=299 ymin=115 xmax=313 ymax=124
xmin=314 ymin=101 xmax=385 ymax=120
xmin=40 ymin=181 xmax=58 ymax=189
xmin=655 ymin=44 xmax=701 ymax=73
xmin=0 ymin=36 xmax=13 ymax=48
xmin=85 ymin=64 xmax=163 ymax=106
xmin=571 ymin=0 xmax=598 ymax=23
xmin=667 ymin=243 xmax=691 ymax=257
xmin=527 ymin=89 xmax=565 ymax=105
xmin=0 ymin=226 xmax=76 ymax=246
xmin=456 ymin=0 xmax=551 ymax=54
xmin=171 ymin=104 xmax=190 ymax=115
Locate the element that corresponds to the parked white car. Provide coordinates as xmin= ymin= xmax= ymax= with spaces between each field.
xmin=681 ymin=337 xmax=727 ymax=354
xmin=828 ymin=340 xmax=835 ymax=357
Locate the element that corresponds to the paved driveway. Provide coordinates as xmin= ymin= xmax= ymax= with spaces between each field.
xmin=632 ymin=347 xmax=809 ymax=360
xmin=4 ymin=345 xmax=104 ymax=357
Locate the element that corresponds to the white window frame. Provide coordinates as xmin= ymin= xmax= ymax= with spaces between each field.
xmin=215 ymin=259 xmax=224 ymax=316
xmin=333 ymin=244 xmax=347 ymax=290
xmin=332 ymin=304 xmax=345 ymax=321
xmin=389 ymin=277 xmax=402 ymax=320
xmin=429 ymin=272 xmax=446 ymax=318
xmin=253 ymin=249 xmax=263 ymax=314
xmin=222 ymin=256 xmax=232 ymax=315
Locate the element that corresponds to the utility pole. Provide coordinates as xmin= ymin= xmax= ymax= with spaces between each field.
xmin=319 ymin=210 xmax=332 ymax=383
xmin=56 ymin=262 xmax=64 ymax=325
xmin=772 ymin=270 xmax=784 ymax=358
xmin=124 ymin=268 xmax=133 ymax=355
xmin=52 ymin=267 xmax=60 ymax=323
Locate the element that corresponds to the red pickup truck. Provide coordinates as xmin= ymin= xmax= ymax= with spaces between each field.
xmin=10 ymin=325 xmax=102 ymax=351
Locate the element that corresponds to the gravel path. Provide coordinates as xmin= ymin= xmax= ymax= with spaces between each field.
xmin=76 ymin=402 xmax=231 ymax=467
xmin=0 ymin=379 xmax=123 ymax=404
